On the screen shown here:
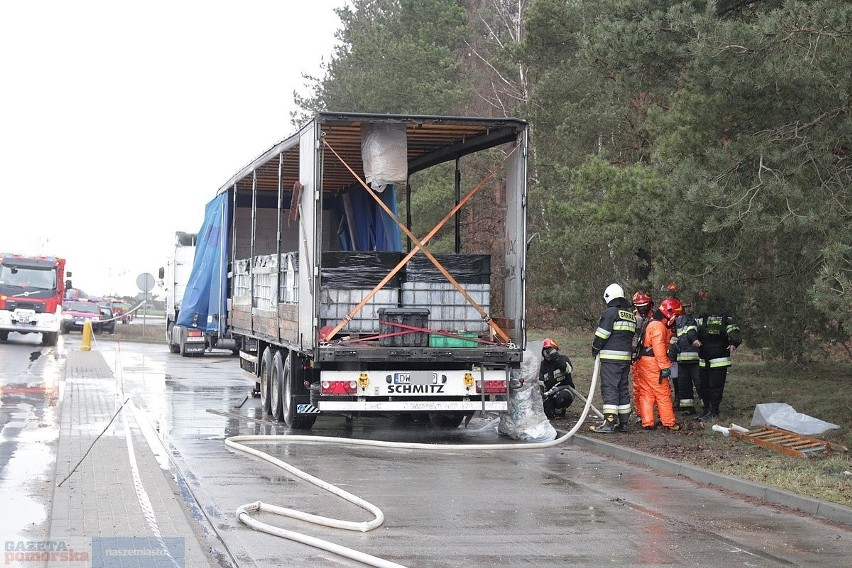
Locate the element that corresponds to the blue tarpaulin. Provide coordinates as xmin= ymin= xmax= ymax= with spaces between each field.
xmin=177 ymin=192 xmax=230 ymax=333
xmin=334 ymin=185 xmax=401 ymax=252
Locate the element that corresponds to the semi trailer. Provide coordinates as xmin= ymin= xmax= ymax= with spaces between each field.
xmin=181 ymin=112 xmax=528 ymax=428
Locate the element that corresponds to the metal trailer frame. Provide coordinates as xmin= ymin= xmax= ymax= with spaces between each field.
xmin=216 ymin=112 xmax=528 ymax=427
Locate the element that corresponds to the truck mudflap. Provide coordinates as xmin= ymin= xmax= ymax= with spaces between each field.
xmin=297 ymin=404 xmax=321 ymax=415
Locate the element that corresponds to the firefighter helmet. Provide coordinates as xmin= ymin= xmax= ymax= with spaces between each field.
xmin=603 ymin=283 xmax=625 ymax=303
xmin=659 ymin=297 xmax=684 ymax=325
xmin=632 ymin=291 xmax=653 ymax=317
xmin=632 ymin=291 xmax=652 ymax=308
xmin=542 ymin=338 xmax=559 ymax=358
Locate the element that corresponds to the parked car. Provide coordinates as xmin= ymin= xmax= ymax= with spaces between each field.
xmin=99 ymin=305 xmax=116 ymax=334
xmin=61 ymin=300 xmax=103 ymax=334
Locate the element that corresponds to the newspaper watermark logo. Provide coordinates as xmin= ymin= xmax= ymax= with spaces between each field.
xmin=4 ymin=539 xmax=90 ymax=566
xmin=91 ymin=537 xmax=184 ymax=568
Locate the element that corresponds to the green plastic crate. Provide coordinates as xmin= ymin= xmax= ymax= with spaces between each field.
xmin=428 ymin=332 xmax=478 ymax=348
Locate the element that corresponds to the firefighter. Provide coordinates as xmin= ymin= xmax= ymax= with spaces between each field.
xmin=660 ymin=281 xmax=682 ymax=407
xmin=590 ymin=283 xmax=636 ymax=433
xmin=631 ymin=291 xmax=654 ymax=424
xmin=674 ymin=298 xmax=701 ymax=415
xmin=539 ymin=338 xmax=575 ymax=419
xmin=687 ymin=293 xmax=743 ymax=421
xmin=635 ymin=297 xmax=683 ymax=431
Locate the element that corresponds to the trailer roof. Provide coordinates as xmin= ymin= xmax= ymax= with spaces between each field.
xmin=216 ymin=112 xmax=528 ymax=197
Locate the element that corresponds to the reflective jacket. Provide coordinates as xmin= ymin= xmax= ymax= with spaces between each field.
xmin=687 ymin=313 xmax=742 ymax=368
xmin=592 ymin=297 xmax=636 ymax=362
xmin=539 ymin=352 xmax=575 ymax=390
xmin=674 ymin=313 xmax=700 ymax=364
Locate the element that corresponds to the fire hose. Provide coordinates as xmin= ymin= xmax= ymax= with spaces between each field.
xmin=224 ymin=356 xmax=601 ymax=568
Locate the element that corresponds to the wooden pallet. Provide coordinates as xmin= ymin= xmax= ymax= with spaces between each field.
xmin=730 ymin=426 xmax=848 ymax=459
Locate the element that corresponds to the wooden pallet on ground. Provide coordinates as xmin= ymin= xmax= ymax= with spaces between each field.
xmin=729 ymin=426 xmax=848 ymax=459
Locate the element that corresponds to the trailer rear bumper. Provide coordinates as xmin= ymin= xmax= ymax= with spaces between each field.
xmin=317 ymin=400 xmax=508 ymax=412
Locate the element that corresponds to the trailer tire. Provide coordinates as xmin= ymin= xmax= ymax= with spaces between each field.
xmin=0 ymin=331 xmax=8 ymax=341
xmin=282 ymin=351 xmax=316 ymax=430
xmin=259 ymin=347 xmax=273 ymax=415
xmin=428 ymin=412 xmax=465 ymax=429
xmin=41 ymin=332 xmax=58 ymax=347
xmin=270 ymin=350 xmax=284 ymax=421
xmin=167 ymin=324 xmax=180 ymax=353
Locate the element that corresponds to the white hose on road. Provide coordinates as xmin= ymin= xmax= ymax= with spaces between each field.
xmin=226 ymin=356 xmax=601 ymax=568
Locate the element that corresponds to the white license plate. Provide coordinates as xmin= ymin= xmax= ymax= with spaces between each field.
xmin=393 ymin=371 xmax=436 ymax=385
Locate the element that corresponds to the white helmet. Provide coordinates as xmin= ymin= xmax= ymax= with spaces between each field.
xmin=603 ymin=283 xmax=625 ymax=303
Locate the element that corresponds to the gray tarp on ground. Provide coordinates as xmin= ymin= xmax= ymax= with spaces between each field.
xmin=750 ymin=402 xmax=840 ymax=436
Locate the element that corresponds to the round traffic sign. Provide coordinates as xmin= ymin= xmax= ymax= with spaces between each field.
xmin=136 ymin=272 xmax=156 ymax=292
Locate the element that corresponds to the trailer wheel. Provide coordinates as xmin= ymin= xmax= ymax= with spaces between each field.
xmin=41 ymin=332 xmax=58 ymax=347
xmin=428 ymin=412 xmax=465 ymax=429
xmin=282 ymin=352 xmax=316 ymax=430
xmin=259 ymin=347 xmax=273 ymax=415
xmin=167 ymin=324 xmax=180 ymax=353
xmin=0 ymin=331 xmax=8 ymax=341
xmin=270 ymin=350 xmax=284 ymax=421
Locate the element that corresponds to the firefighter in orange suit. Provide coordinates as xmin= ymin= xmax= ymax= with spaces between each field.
xmin=630 ymin=291 xmax=654 ymax=425
xmin=634 ymin=297 xmax=683 ymax=431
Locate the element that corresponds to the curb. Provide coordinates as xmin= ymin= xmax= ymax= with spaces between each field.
xmin=567 ymin=433 xmax=852 ymax=528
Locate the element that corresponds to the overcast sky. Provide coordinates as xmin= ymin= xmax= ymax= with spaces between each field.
xmin=0 ymin=1 xmax=342 ymax=296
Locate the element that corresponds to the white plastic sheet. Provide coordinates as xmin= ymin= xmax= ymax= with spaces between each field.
xmin=361 ymin=123 xmax=408 ymax=192
xmin=750 ymin=402 xmax=840 ymax=436
xmin=497 ymin=341 xmax=557 ymax=442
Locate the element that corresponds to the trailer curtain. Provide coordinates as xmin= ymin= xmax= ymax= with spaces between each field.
xmin=177 ymin=192 xmax=231 ymax=333
xmin=334 ymin=184 xmax=401 ymax=252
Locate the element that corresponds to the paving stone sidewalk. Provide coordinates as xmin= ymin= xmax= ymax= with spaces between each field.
xmin=47 ymin=349 xmax=217 ymax=567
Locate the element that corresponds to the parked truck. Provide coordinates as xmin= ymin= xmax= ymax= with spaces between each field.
xmin=0 ymin=253 xmax=67 ymax=346
xmin=181 ymin=112 xmax=528 ymax=429
xmin=161 ymin=231 xmax=236 ymax=356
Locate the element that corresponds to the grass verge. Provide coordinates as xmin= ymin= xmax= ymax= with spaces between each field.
xmin=532 ymin=328 xmax=852 ymax=508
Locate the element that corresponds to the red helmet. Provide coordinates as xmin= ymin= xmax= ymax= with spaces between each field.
xmin=659 ymin=297 xmax=684 ymax=325
xmin=541 ymin=337 xmax=559 ymax=359
xmin=632 ymin=291 xmax=652 ymax=308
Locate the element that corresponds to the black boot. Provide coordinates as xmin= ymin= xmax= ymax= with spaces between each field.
xmin=710 ymin=401 xmax=721 ymax=419
xmin=590 ymin=414 xmax=618 ymax=433
xmin=697 ymin=407 xmax=714 ymax=421
xmin=617 ymin=414 xmax=630 ymax=432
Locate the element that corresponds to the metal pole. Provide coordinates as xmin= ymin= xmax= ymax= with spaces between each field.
xmin=566 ymin=385 xmax=604 ymax=419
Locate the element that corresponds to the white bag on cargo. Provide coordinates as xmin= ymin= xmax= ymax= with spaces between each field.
xmin=361 ymin=123 xmax=408 ymax=191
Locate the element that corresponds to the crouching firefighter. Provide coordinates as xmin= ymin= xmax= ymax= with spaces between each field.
xmin=539 ymin=338 xmax=575 ymax=419
xmin=590 ymin=283 xmax=636 ymax=433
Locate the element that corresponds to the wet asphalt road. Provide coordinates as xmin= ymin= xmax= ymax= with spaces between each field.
xmin=0 ymin=332 xmax=63 ymax=544
xmin=2 ymin=334 xmax=851 ymax=567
